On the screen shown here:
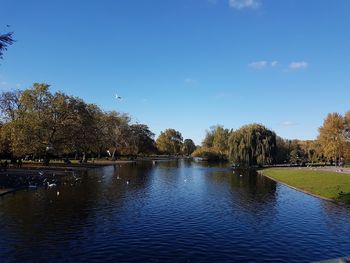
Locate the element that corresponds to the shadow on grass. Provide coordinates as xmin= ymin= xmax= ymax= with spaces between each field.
xmin=337 ymin=192 xmax=350 ymax=204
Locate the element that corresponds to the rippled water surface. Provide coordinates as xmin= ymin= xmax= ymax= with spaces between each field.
xmin=1 ymin=160 xmax=350 ymax=262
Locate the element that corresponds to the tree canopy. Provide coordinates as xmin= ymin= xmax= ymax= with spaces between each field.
xmin=182 ymin=139 xmax=196 ymax=156
xmin=229 ymin=124 xmax=277 ymax=166
xmin=343 ymin=111 xmax=350 ymax=142
xmin=156 ymin=129 xmax=183 ymax=155
xmin=0 ymin=83 xmax=157 ymax=163
xmin=1 ymin=85 xmax=349 ymax=166
xmin=318 ymin=113 xmax=345 ymax=159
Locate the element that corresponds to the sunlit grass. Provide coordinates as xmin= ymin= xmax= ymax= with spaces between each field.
xmin=262 ymin=168 xmax=350 ymax=203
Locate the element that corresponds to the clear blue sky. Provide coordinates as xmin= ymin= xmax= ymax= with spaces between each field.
xmin=1 ymin=0 xmax=350 ymax=144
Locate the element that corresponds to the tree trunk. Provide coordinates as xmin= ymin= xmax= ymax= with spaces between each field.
xmin=112 ymin=149 xmax=116 ymax=160
xmin=44 ymin=153 xmax=50 ymax=166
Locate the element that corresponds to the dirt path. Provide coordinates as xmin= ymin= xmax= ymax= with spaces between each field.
xmin=293 ymin=166 xmax=350 ymax=174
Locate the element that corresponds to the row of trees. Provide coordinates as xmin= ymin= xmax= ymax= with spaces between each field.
xmin=0 ymin=83 xmax=348 ymax=167
xmin=193 ymin=124 xmax=277 ymax=166
xmin=0 ymin=84 xmax=157 ymax=163
xmin=156 ymin=129 xmax=196 ymax=156
xmin=192 ymin=125 xmax=230 ymax=161
xmin=2 ymin=30 xmax=349 ymax=167
xmin=193 ymin=111 xmax=350 ymax=166
xmin=273 ymin=112 xmax=350 ymax=165
xmin=0 ymin=84 xmax=198 ymax=164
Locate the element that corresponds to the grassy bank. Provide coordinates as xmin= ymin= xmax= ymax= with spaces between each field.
xmin=262 ymin=168 xmax=350 ymax=203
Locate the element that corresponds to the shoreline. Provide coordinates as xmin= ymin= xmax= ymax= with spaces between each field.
xmin=0 ymin=187 xmax=26 ymax=197
xmin=0 ymin=158 xmax=184 ymax=197
xmin=259 ymin=171 xmax=335 ymax=203
xmin=0 ymin=160 xmax=138 ymax=197
xmin=259 ymin=168 xmax=350 ymax=205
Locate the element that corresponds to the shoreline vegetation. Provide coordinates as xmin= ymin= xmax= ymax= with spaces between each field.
xmin=261 ymin=167 xmax=350 ymax=204
xmin=0 ymin=157 xmax=185 ymax=196
xmin=0 ymin=85 xmax=350 ymax=201
xmin=1 ymin=85 xmax=349 ymax=168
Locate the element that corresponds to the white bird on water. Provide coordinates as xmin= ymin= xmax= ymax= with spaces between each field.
xmin=47 ymin=182 xmax=57 ymax=188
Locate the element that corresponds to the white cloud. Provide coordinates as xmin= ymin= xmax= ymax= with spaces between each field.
xmin=270 ymin=61 xmax=278 ymax=67
xmin=0 ymin=81 xmax=8 ymax=86
xmin=248 ymin=60 xmax=279 ymax=69
xmin=229 ymin=0 xmax=260 ymax=10
xmin=289 ymin=61 xmax=308 ymax=70
xmin=249 ymin=61 xmax=268 ymax=69
xmin=280 ymin=121 xmax=298 ymax=127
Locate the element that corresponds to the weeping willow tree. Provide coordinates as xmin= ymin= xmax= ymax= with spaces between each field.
xmin=229 ymin=124 xmax=277 ymax=166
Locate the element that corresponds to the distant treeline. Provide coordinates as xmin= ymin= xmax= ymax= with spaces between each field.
xmin=193 ymin=112 xmax=350 ymax=166
xmin=0 ymin=83 xmax=349 ymax=166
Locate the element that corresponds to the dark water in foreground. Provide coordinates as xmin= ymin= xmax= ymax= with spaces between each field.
xmin=1 ymin=160 xmax=350 ymax=262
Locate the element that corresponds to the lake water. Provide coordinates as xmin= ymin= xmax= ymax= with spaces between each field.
xmin=1 ymin=160 xmax=350 ymax=262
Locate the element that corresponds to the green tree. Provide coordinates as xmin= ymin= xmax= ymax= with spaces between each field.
xmin=129 ymin=124 xmax=156 ymax=155
xmin=343 ymin=111 xmax=350 ymax=142
xmin=275 ymin=137 xmax=290 ymax=164
xmin=199 ymin=125 xmax=230 ymax=160
xmin=65 ymin=100 xmax=103 ymax=161
xmin=228 ymin=124 xmax=277 ymax=166
xmin=0 ymin=89 xmax=22 ymax=122
xmin=113 ymin=114 xmax=132 ymax=156
xmin=7 ymin=84 xmax=82 ymax=163
xmin=299 ymin=140 xmax=323 ymax=163
xmin=156 ymin=128 xmax=183 ymax=155
xmin=95 ymin=111 xmax=128 ymax=158
xmin=212 ymin=125 xmax=230 ymax=155
xmin=182 ymin=139 xmax=196 ymax=156
xmin=9 ymin=83 xmax=56 ymax=160
xmin=0 ymin=84 xmax=156 ymax=162
xmin=0 ymin=90 xmax=22 ymax=157
xmin=191 ymin=146 xmax=221 ymax=161
xmin=288 ymin=141 xmax=307 ymax=164
xmin=202 ymin=127 xmax=215 ymax=148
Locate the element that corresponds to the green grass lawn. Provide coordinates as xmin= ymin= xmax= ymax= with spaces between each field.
xmin=262 ymin=168 xmax=350 ymax=203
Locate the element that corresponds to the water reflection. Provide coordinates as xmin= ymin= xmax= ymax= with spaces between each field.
xmin=1 ymin=160 xmax=350 ymax=262
xmin=229 ymin=169 xmax=276 ymax=211
xmin=321 ymin=201 xmax=350 ymax=234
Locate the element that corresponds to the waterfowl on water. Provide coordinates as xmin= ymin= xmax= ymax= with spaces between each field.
xmin=47 ymin=182 xmax=57 ymax=188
